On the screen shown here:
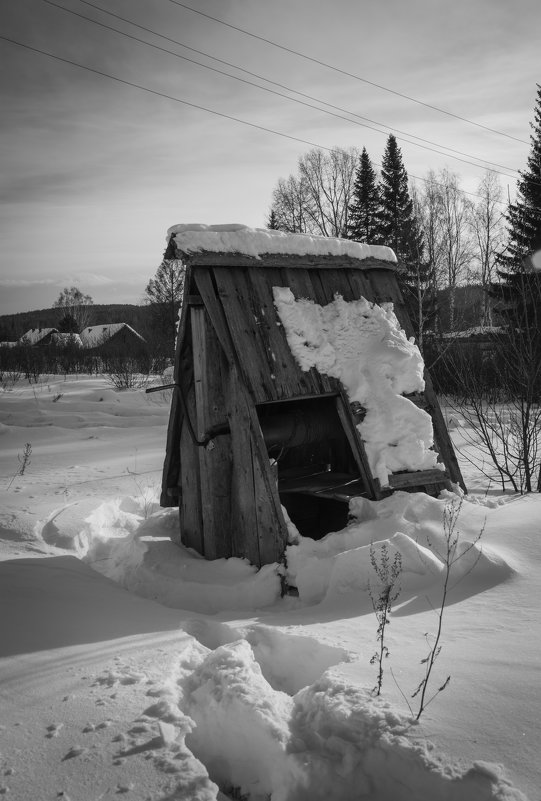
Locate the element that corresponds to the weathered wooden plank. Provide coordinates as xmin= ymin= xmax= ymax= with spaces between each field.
xmin=194 ymin=267 xmax=289 ymax=565
xmin=388 ymin=468 xmax=449 ymax=489
xmin=226 ymin=364 xmax=260 ymax=565
xmin=364 ymin=267 xmax=406 ymax=308
xmin=179 ymin=382 xmax=204 ymax=554
xmin=278 ymin=268 xmax=336 ymax=395
xmin=161 ymin=267 xmax=195 ymax=506
xmin=191 ymin=307 xmax=232 ymax=559
xmin=212 ymin=267 xmax=277 ymax=402
xmin=247 ymin=267 xmax=322 ymax=399
xmin=334 ymin=392 xmax=382 ymax=499
xmin=308 ymin=267 xmax=356 ymax=305
xmin=343 ymin=268 xmax=379 ymax=306
xmin=168 ymin=247 xmax=397 ymax=272
xmin=160 ymin=385 xmax=182 ymax=508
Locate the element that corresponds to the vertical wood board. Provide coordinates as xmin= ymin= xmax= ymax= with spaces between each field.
xmin=194 ymin=267 xmax=289 ymax=563
xmin=247 ymin=267 xmax=327 ymax=399
xmin=191 ymin=307 xmax=232 ymax=559
xmin=179 ymin=382 xmax=204 ymax=554
xmin=226 ymin=364 xmax=260 ymax=565
xmin=212 ymin=267 xmax=277 ymax=402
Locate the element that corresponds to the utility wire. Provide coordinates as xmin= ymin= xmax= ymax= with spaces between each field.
xmin=0 ymin=34 xmax=511 ymax=205
xmin=168 ymin=0 xmax=529 ymax=146
xmin=51 ymin=0 xmax=523 ymax=180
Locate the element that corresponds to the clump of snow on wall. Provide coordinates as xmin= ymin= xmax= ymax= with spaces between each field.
xmin=273 ymin=287 xmax=440 ymax=486
xmin=167 ymin=223 xmax=397 ymax=264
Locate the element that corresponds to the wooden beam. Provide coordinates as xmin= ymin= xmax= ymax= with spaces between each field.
xmin=388 ymin=469 xmax=450 ymax=489
xmin=191 ymin=306 xmax=232 ymax=559
xmin=194 ymin=267 xmax=289 ymax=566
xmin=168 ymin=246 xmax=397 ymax=273
xmin=334 ymin=391 xmax=382 ymax=500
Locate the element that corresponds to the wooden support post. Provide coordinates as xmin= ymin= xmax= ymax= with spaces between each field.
xmin=194 ymin=268 xmax=289 ymax=566
xmin=179 ymin=381 xmax=203 ymax=553
xmin=191 ymin=306 xmax=232 ymax=559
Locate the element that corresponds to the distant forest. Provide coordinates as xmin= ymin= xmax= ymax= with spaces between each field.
xmin=0 ymin=303 xmax=154 ymax=342
xmin=0 ymin=285 xmax=487 ymax=344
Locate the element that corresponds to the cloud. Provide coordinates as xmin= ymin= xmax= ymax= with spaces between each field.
xmin=0 ymin=277 xmax=57 ymax=288
xmin=60 ymin=273 xmax=114 ymax=287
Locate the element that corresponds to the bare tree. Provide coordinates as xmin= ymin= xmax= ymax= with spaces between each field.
xmin=469 ymin=172 xmax=506 ymax=326
xmin=53 ymin=286 xmax=94 ymax=331
xmin=410 ymin=182 xmax=438 ymax=350
xmin=271 ymin=147 xmax=359 ymax=238
xmin=416 ymin=170 xmax=446 ymax=292
xmin=438 ymin=169 xmax=474 ymax=330
xmin=272 ymin=174 xmax=311 ymax=233
xmin=446 ymin=274 xmax=541 ymax=493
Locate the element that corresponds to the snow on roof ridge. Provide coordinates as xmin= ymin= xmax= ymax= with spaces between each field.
xmin=167 ymin=223 xmax=397 ymax=264
xmin=79 ymin=322 xmax=144 ymax=348
xmin=19 ymin=327 xmax=57 ymax=344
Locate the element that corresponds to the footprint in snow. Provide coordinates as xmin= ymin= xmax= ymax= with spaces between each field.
xmin=62 ymin=746 xmax=86 ymax=761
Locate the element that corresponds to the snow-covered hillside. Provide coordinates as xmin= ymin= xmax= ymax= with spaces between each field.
xmin=0 ymin=375 xmax=538 ymax=800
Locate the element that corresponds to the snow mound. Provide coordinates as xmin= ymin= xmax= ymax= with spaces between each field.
xmin=175 ymin=639 xmax=527 ymax=801
xmin=167 ymin=222 xmax=396 ymax=263
xmin=273 ymin=287 xmax=440 ymax=485
xmin=65 ymin=490 xmax=512 ymax=617
xmin=286 ymin=492 xmax=511 ymax=606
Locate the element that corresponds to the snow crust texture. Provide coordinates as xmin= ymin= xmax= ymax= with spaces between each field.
xmin=273 ymin=288 xmax=440 ymax=485
xmin=167 ymin=222 xmax=397 ymax=263
xmin=0 ymin=375 xmax=534 ymax=800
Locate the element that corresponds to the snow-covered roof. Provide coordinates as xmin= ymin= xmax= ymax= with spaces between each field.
xmin=0 ymin=341 xmax=17 ymax=348
xmin=79 ymin=323 xmax=144 ymax=348
xmin=167 ymin=224 xmax=397 ymax=264
xmin=19 ymin=327 xmax=57 ymax=345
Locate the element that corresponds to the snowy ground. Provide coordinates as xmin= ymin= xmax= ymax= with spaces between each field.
xmin=0 ymin=374 xmax=539 ymax=800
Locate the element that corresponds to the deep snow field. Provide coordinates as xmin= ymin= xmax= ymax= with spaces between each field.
xmin=0 ymin=373 xmax=539 ymax=801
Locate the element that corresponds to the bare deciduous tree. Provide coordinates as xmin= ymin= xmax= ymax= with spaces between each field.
xmin=53 ymin=286 xmax=94 ymax=331
xmin=272 ymin=147 xmax=359 ymax=238
xmin=438 ymin=169 xmax=474 ymax=330
xmin=469 ymin=172 xmax=505 ymax=326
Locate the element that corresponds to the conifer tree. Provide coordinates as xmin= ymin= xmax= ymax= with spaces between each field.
xmin=497 ymin=83 xmax=541 ymax=273
xmin=487 ymin=85 xmax=541 ymax=484
xmin=267 ymin=208 xmax=281 ymax=230
xmin=491 ymin=84 xmax=541 ymax=332
xmin=346 ymin=148 xmax=380 ymax=242
xmin=376 ymin=135 xmax=429 ymax=338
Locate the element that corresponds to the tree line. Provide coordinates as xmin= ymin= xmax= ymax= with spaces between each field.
xmin=269 ymin=137 xmax=508 ymax=345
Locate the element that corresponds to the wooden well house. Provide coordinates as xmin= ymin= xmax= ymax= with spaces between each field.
xmin=159 ymin=225 xmax=464 ymax=568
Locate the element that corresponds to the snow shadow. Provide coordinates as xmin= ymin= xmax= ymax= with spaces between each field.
xmin=0 ymin=555 xmax=182 ymax=657
xmin=182 ymin=618 xmax=352 ymax=694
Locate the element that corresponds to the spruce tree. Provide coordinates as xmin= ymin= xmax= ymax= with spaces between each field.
xmin=376 ymin=135 xmax=429 ymax=338
xmin=491 ymin=84 xmax=541 ymax=332
xmin=488 ymin=85 xmax=541 ymax=475
xmin=267 ymin=209 xmax=281 ymax=230
xmin=346 ymin=148 xmax=380 ymax=242
xmin=497 ymin=83 xmax=541 ymax=273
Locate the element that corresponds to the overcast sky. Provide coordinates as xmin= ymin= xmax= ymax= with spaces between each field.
xmin=1 ymin=0 xmax=539 ymax=315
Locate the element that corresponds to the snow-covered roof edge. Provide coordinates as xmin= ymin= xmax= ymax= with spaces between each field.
xmin=19 ymin=327 xmax=58 ymax=344
xmin=79 ymin=323 xmax=145 ymax=348
xmin=167 ymin=224 xmax=397 ymax=264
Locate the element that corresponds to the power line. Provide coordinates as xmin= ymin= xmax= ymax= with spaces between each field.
xmin=0 ymin=34 xmax=511 ymax=205
xmin=50 ymin=0 xmax=522 ymax=181
xmin=168 ymin=0 xmax=529 ymax=146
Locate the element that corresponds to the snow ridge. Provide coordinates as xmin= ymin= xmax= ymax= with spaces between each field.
xmin=167 ymin=223 xmax=397 ymax=263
